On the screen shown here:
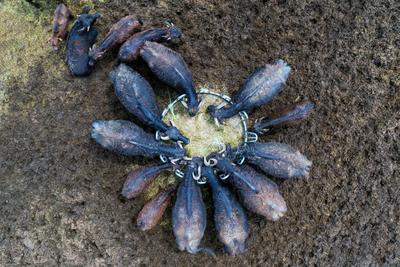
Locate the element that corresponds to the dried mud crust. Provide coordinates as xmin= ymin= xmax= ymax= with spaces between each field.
xmin=0 ymin=0 xmax=399 ymax=266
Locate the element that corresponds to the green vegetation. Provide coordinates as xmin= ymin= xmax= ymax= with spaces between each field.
xmin=143 ymin=173 xmax=177 ymax=201
xmin=0 ymin=1 xmax=51 ymax=115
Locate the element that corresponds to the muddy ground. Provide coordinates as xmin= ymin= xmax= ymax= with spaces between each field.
xmin=0 ymin=0 xmax=399 ymax=266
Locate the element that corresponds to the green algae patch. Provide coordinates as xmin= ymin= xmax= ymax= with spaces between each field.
xmin=163 ymin=92 xmax=244 ymax=157
xmin=0 ymin=1 xmax=63 ymax=115
xmin=0 ymin=2 xmax=50 ymax=85
xmin=4 ymin=0 xmax=106 ymax=17
xmin=143 ymin=173 xmax=176 ymax=201
xmin=0 ymin=2 xmax=49 ymax=114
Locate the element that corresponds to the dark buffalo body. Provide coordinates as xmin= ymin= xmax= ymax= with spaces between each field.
xmin=66 ymin=13 xmax=100 ymax=77
xmin=208 ymin=59 xmax=291 ymax=122
xmin=50 ymin=4 xmax=72 ymax=50
xmin=240 ymin=141 xmax=312 ymax=179
xmin=110 ymin=64 xmax=189 ymax=144
xmin=202 ymin=166 xmax=249 ymax=255
xmin=172 ymin=160 xmax=207 ymax=254
xmin=215 ymin=158 xmax=287 ymax=221
xmin=140 ymin=41 xmax=199 ymax=116
xmin=121 ymin=163 xmax=173 ymax=199
xmin=91 ymin=120 xmax=185 ymax=158
xmin=136 ymin=184 xmax=176 ymax=231
xmin=211 ymin=155 xmax=258 ymax=193
xmin=252 ymin=101 xmax=315 ymax=134
xmin=118 ymin=25 xmax=182 ymax=63
xmin=88 ymin=15 xmax=142 ymax=66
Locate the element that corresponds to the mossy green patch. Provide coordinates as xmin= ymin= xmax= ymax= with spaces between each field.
xmin=143 ymin=173 xmax=176 ymax=201
xmin=3 ymin=0 xmax=106 ymax=18
xmin=163 ymin=92 xmax=244 ymax=157
xmin=0 ymin=1 xmax=69 ymax=85
xmin=0 ymin=2 xmax=47 ymax=114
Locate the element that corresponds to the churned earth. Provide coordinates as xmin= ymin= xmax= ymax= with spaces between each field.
xmin=0 ymin=0 xmax=399 ymax=266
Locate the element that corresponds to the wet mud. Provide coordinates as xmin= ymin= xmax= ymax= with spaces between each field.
xmin=0 ymin=0 xmax=399 ymax=266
